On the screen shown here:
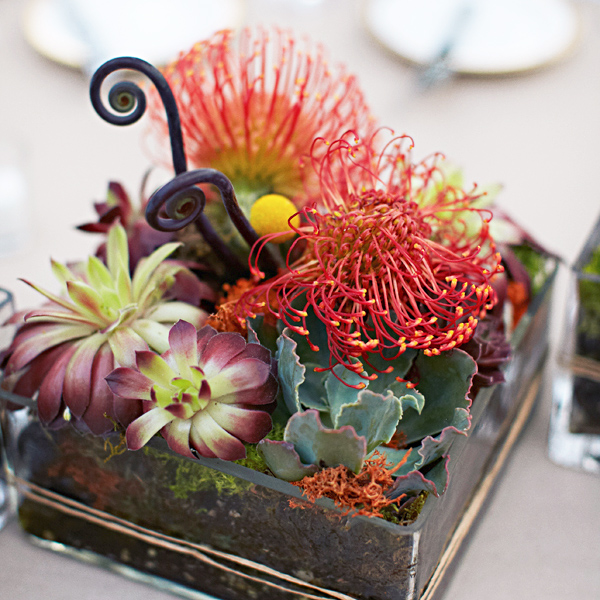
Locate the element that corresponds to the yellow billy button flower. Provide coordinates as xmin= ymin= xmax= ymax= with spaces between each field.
xmin=249 ymin=194 xmax=300 ymax=244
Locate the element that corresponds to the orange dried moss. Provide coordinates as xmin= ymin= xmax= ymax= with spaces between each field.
xmin=507 ymin=280 xmax=529 ymax=327
xmin=292 ymin=450 xmax=411 ymax=518
xmin=206 ymin=277 xmax=280 ymax=334
xmin=382 ymin=430 xmax=408 ymax=450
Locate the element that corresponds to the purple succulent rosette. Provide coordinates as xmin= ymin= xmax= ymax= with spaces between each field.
xmin=78 ymin=180 xmax=175 ymax=271
xmin=0 ymin=224 xmax=209 ymax=435
xmin=106 ymin=320 xmax=278 ymax=461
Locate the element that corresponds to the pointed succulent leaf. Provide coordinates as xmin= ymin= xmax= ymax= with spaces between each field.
xmin=162 ymin=418 xmax=194 ymax=458
xmin=126 ymin=407 xmax=176 ymax=450
xmin=20 ymin=278 xmax=79 ymax=314
xmin=115 ymin=264 xmax=133 ymax=306
xmin=108 ymin=326 xmax=149 ymax=368
xmin=82 ymin=342 xmax=116 ymax=435
xmin=5 ymin=323 xmax=92 ymax=372
xmin=284 ymin=410 xmax=367 ymax=473
xmin=106 ymin=223 xmax=130 ymax=277
xmin=105 ymin=366 xmax=153 ymax=400
xmin=131 ymin=319 xmax=171 ymax=354
xmin=257 ymin=439 xmax=319 ymax=481
xmin=131 ymin=242 xmax=181 ymax=299
xmin=24 ymin=310 xmax=98 ymax=326
xmin=398 ymin=349 xmax=475 ymax=444
xmin=167 ymin=320 xmax=198 ymax=380
xmin=51 ymin=259 xmax=76 ymax=288
xmin=275 ymin=328 xmax=305 ymax=415
xmin=63 ymin=332 xmax=107 ymax=417
xmin=147 ymin=302 xmax=205 ymax=326
xmin=136 ymin=351 xmax=177 ymax=388
xmin=66 ymin=281 xmax=108 ymax=322
xmin=336 ymin=389 xmax=402 ymax=453
xmin=85 ymin=255 xmax=114 ymax=291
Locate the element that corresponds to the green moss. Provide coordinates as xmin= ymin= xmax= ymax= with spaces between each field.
xmin=381 ymin=492 xmax=429 ymax=525
xmin=141 ymin=423 xmax=286 ymax=501
xmin=235 ymin=421 xmax=286 ymax=473
xmin=142 ymin=446 xmax=252 ymax=500
xmin=510 ymin=244 xmax=548 ymax=296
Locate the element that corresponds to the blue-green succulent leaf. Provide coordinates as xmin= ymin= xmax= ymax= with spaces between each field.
xmin=386 ymin=462 xmax=446 ymax=499
xmin=336 ymin=390 xmax=402 ymax=453
xmin=298 ymin=365 xmax=328 ymax=411
xmin=285 ymin=409 xmax=367 ymax=473
xmin=288 ymin=306 xmax=331 ymax=367
xmin=365 ymin=348 xmax=418 ymax=394
xmin=324 ymin=363 xmax=366 ymax=425
xmin=398 ymin=349 xmax=476 ymax=444
xmin=257 ymin=439 xmax=318 ymax=482
xmin=246 ymin=317 xmax=261 ymax=344
xmin=398 ymin=387 xmax=425 ymax=415
xmin=275 ymin=328 xmax=305 ymax=415
xmin=246 ymin=316 xmax=280 ymax=353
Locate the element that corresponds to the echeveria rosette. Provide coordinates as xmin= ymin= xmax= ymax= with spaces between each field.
xmin=106 ymin=320 xmax=278 ymax=461
xmin=259 ymin=321 xmax=476 ymax=497
xmin=1 ymin=224 xmax=208 ymax=435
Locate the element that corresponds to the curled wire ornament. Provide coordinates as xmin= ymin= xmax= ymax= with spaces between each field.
xmin=89 ymin=56 xmax=282 ymax=276
xmin=90 ymin=57 xmax=186 ymax=174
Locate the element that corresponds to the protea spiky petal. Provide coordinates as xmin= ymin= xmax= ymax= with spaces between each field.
xmin=1 ymin=224 xmax=211 ymax=435
xmin=106 ymin=320 xmax=278 ymax=461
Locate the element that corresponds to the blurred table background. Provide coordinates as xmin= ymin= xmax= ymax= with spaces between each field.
xmin=1 ymin=0 xmax=599 ymax=598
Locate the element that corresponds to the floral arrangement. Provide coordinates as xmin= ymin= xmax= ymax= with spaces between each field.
xmin=1 ymin=27 xmax=547 ymax=522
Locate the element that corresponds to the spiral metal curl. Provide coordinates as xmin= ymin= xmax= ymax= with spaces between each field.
xmin=90 ymin=57 xmax=282 ymax=278
xmin=90 ymin=56 xmax=186 ymax=174
xmin=146 ymin=169 xmax=282 ymax=275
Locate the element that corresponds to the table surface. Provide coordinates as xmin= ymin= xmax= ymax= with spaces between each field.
xmin=1 ymin=0 xmax=599 ymax=598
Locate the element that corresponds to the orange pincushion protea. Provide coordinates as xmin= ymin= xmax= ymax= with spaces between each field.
xmin=238 ymin=132 xmax=504 ymax=380
xmin=147 ymin=28 xmax=375 ymax=207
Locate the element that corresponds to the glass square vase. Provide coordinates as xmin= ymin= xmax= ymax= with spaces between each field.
xmin=1 ymin=258 xmax=557 ymax=600
xmin=549 ymin=212 xmax=600 ymax=473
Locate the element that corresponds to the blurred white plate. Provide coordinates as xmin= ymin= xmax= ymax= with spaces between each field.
xmin=365 ymin=0 xmax=579 ymax=75
xmin=24 ymin=0 xmax=245 ymax=72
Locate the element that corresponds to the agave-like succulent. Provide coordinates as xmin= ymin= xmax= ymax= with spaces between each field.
xmin=78 ymin=180 xmax=175 ymax=270
xmin=1 ymin=224 xmax=209 ymax=435
xmin=106 ymin=320 xmax=278 ymax=460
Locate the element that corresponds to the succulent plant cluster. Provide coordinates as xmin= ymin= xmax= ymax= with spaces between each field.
xmin=0 ymin=27 xmax=549 ymax=518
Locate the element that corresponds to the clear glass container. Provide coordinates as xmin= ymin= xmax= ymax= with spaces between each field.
xmin=1 ymin=259 xmax=558 ymax=600
xmin=0 ymin=287 xmax=15 ymax=530
xmin=549 ymin=213 xmax=600 ymax=474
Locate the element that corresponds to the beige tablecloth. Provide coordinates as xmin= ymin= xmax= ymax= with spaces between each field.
xmin=0 ymin=0 xmax=599 ymax=598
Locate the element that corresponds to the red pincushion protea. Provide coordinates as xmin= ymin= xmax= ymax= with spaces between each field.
xmin=238 ymin=132 xmax=504 ymax=381
xmin=106 ymin=320 xmax=277 ymax=461
xmin=147 ymin=28 xmax=375 ymax=207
